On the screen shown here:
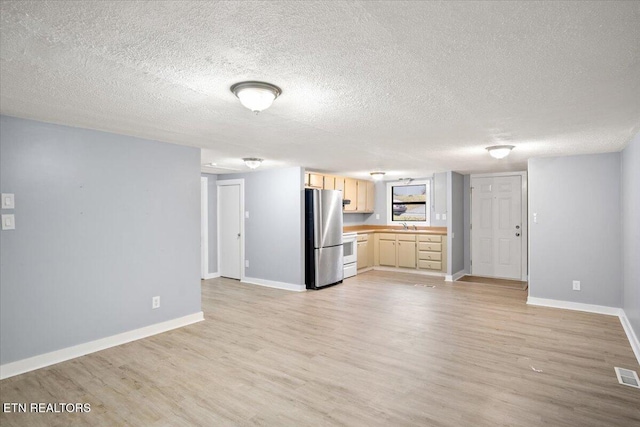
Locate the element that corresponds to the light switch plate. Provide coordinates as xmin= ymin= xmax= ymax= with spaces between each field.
xmin=442 ymin=213 xmax=447 ymax=220
xmin=436 ymin=213 xmax=440 ymax=220
xmin=2 ymin=214 xmax=15 ymax=230
xmin=245 ymin=211 xmax=249 ymax=218
xmin=2 ymin=193 xmax=15 ymax=209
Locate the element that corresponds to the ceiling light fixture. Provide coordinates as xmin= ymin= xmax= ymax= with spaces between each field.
xmin=370 ymin=172 xmax=386 ymax=181
xmin=230 ymin=81 xmax=282 ymax=113
xmin=243 ymin=158 xmax=263 ymax=169
xmin=486 ymin=145 xmax=515 ymax=159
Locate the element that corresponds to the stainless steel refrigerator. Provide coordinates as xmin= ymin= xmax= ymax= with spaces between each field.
xmin=305 ymin=189 xmax=344 ymax=290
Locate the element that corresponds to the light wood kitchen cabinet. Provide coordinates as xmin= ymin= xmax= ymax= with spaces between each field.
xmin=378 ymin=237 xmax=397 ymax=267
xmin=365 ymin=181 xmax=375 ymax=212
xmin=417 ymin=234 xmax=446 ymax=272
xmin=356 ymin=180 xmax=367 ymax=212
xmin=323 ymin=176 xmax=335 ymax=190
xmin=308 ymin=173 xmax=324 ymax=189
xmin=397 ymin=235 xmax=417 ymax=268
xmin=304 ymin=172 xmax=374 ymax=213
xmin=357 ymin=233 xmax=374 ymax=270
xmin=357 ymin=241 xmax=368 ymax=269
xmin=344 ymin=178 xmax=358 ymax=211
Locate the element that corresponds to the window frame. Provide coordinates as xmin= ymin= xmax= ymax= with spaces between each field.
xmin=386 ymin=179 xmax=431 ymax=226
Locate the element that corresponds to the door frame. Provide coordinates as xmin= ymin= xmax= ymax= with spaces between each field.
xmin=469 ymin=171 xmax=528 ymax=282
xmin=201 ymin=177 xmax=209 ymax=279
xmin=216 ymin=179 xmax=245 ymax=281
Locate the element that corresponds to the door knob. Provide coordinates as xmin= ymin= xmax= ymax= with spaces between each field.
xmin=237 ymin=233 xmax=241 ymax=237
xmin=516 ymin=225 xmax=520 ymax=229
xmin=516 ymin=233 xmax=520 ymax=237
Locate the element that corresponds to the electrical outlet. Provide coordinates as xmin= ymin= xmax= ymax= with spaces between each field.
xmin=245 ymin=260 xmax=249 ymax=268
xmin=152 ymin=296 xmax=160 ymax=309
xmin=572 ymin=280 xmax=580 ymax=291
xmin=376 ymin=214 xmax=380 ymax=220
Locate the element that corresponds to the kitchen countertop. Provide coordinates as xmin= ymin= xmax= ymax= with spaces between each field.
xmin=343 ymin=225 xmax=447 ymax=235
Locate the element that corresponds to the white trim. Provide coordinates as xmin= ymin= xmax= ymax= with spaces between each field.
xmin=0 ymin=312 xmax=204 ymax=380
xmin=203 ymin=272 xmax=220 ymax=280
xmin=372 ymin=266 xmax=445 ymax=278
xmin=357 ymin=267 xmax=375 ymax=274
xmin=526 ymin=297 xmax=621 ymax=316
xmin=620 ymin=310 xmax=640 ymax=365
xmin=470 ymin=171 xmax=528 ymax=282
xmin=445 ymin=270 xmax=466 ymax=282
xmin=243 ymin=276 xmax=306 ymax=292
xmin=201 ymin=177 xmax=209 ymax=279
xmin=217 ymin=179 xmax=245 ymax=282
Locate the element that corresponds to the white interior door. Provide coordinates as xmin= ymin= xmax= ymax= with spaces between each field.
xmin=471 ymin=175 xmax=522 ymax=280
xmin=218 ymin=184 xmax=241 ymax=280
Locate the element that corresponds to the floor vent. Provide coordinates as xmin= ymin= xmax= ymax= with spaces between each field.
xmin=614 ymin=367 xmax=640 ymax=389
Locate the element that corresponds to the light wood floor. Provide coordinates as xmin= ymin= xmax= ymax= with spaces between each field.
xmin=1 ymin=271 xmax=638 ymax=426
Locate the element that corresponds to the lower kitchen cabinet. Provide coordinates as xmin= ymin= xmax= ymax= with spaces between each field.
xmin=357 ymin=233 xmax=373 ymax=270
xmin=374 ymin=232 xmax=447 ymax=273
xmin=397 ymin=239 xmax=416 ymax=268
xmin=378 ymin=238 xmax=397 ymax=267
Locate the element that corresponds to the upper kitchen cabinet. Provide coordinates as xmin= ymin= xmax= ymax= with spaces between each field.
xmin=308 ymin=173 xmax=324 ymax=189
xmin=344 ymin=178 xmax=358 ymax=211
xmin=305 ymin=172 xmax=375 ymax=213
xmin=365 ymin=181 xmax=375 ymax=212
xmin=323 ymin=176 xmax=336 ymax=190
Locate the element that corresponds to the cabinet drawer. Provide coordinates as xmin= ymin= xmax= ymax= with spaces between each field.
xmin=418 ymin=251 xmax=442 ymax=261
xmin=397 ymin=234 xmax=416 ymax=242
xmin=379 ymin=233 xmax=396 ymax=241
xmin=418 ymin=242 xmax=442 ymax=252
xmin=357 ymin=234 xmax=369 ymax=242
xmin=418 ymin=234 xmax=442 ymax=243
xmin=418 ymin=260 xmax=442 ymax=270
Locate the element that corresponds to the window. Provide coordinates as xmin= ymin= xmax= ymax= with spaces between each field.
xmin=386 ymin=180 xmax=430 ymax=225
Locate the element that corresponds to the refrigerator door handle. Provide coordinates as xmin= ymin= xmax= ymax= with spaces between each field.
xmin=313 ymin=189 xmax=323 ymax=248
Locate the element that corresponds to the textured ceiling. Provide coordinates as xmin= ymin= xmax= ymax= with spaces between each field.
xmin=1 ymin=1 xmax=639 ymax=178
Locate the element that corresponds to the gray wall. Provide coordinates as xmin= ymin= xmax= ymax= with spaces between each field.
xmin=622 ymin=133 xmax=640 ymax=338
xmin=201 ymin=173 xmax=218 ymax=274
xmin=463 ymin=174 xmax=471 ymax=274
xmin=447 ymin=172 xmax=465 ymax=275
xmin=528 ymin=153 xmax=622 ymax=307
xmin=0 ymin=115 xmax=201 ymax=364
xmin=218 ymin=167 xmax=304 ymax=286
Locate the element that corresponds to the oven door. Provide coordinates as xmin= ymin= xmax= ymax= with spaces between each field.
xmin=343 ymin=233 xmax=358 ymax=265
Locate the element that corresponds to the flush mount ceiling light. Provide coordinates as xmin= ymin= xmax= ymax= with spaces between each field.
xmin=243 ymin=158 xmax=263 ymax=169
xmin=230 ymin=81 xmax=282 ymax=113
xmin=370 ymin=172 xmax=386 ymax=181
xmin=486 ymin=145 xmax=515 ymax=159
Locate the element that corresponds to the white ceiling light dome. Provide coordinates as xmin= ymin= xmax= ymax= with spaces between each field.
xmin=370 ymin=171 xmax=386 ymax=181
xmin=486 ymin=145 xmax=515 ymax=159
xmin=242 ymin=158 xmax=263 ymax=169
xmin=231 ymin=81 xmax=282 ymax=113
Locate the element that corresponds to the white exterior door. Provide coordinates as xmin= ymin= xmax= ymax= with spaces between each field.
xmin=218 ymin=183 xmax=242 ymax=280
xmin=471 ymin=175 xmax=522 ymax=280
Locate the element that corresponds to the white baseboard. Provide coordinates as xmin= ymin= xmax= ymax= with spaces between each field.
xmin=0 ymin=311 xmax=204 ymax=380
xmin=357 ymin=267 xmax=374 ymax=274
xmin=372 ymin=266 xmax=445 ymax=278
xmin=526 ymin=297 xmax=622 ymax=316
xmin=619 ymin=311 xmax=640 ymax=366
xmin=445 ymin=270 xmax=466 ymax=282
xmin=243 ymin=276 xmax=306 ymax=292
xmin=203 ymin=272 xmax=220 ymax=279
